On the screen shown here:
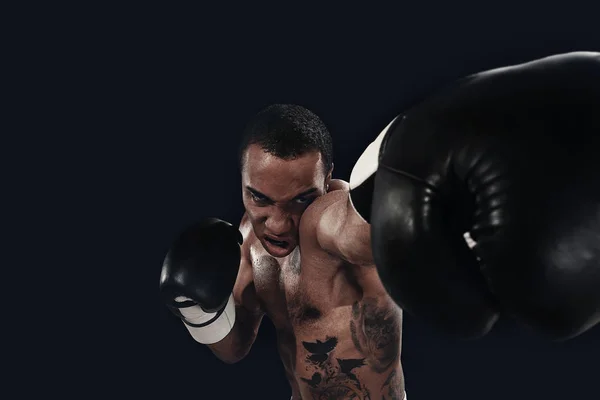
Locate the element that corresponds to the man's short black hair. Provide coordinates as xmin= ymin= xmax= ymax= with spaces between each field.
xmin=238 ymin=104 xmax=333 ymax=173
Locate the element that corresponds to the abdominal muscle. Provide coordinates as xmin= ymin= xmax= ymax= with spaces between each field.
xmin=251 ymin=238 xmax=403 ymax=399
xmin=290 ymin=304 xmax=403 ymax=400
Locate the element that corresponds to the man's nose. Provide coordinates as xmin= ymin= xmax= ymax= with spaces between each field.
xmin=265 ymin=208 xmax=293 ymax=236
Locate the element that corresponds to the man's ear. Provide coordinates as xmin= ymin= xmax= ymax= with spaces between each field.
xmin=324 ymin=163 xmax=334 ymax=192
xmin=325 ymin=163 xmax=334 ymax=185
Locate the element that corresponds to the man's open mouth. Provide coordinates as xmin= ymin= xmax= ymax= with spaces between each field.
xmin=265 ymin=236 xmax=289 ymax=249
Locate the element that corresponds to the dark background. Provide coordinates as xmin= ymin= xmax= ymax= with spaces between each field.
xmin=25 ymin=3 xmax=600 ymax=400
xmin=149 ymin=15 xmax=600 ymax=399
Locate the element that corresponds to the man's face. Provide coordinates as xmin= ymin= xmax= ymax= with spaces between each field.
xmin=241 ymin=144 xmax=331 ymax=258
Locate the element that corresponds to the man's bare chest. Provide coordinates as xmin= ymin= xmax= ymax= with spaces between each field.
xmin=249 ymin=247 xmax=300 ymax=325
xmin=250 ymin=246 xmax=361 ymax=330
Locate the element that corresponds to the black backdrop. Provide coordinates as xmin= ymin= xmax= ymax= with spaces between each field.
xmin=150 ymin=25 xmax=600 ymax=400
xmin=31 ymin=4 xmax=600 ymax=400
xmin=149 ymin=12 xmax=600 ymax=400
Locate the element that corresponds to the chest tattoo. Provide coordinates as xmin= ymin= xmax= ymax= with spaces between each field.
xmin=288 ymin=247 xmax=301 ymax=275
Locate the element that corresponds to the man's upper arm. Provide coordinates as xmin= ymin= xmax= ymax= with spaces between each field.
xmin=206 ymin=251 xmax=264 ymax=363
xmin=314 ymin=190 xmax=374 ymax=266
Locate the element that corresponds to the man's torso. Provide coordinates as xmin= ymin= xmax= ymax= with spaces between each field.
xmin=240 ymin=189 xmax=405 ymax=399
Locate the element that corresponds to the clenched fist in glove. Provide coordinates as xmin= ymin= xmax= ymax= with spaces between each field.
xmin=159 ymin=218 xmax=242 ymax=344
xmin=349 ymin=51 xmax=600 ymax=341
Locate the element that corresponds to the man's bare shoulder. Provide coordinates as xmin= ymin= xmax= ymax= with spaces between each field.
xmin=299 ymin=179 xmax=350 ymax=237
xmin=239 ymin=213 xmax=269 ymax=261
xmin=233 ymin=213 xmax=264 ymax=315
xmin=238 ymin=214 xmax=258 ymax=260
xmin=328 ymin=178 xmax=350 ymax=192
xmin=239 ymin=213 xmax=252 ymax=239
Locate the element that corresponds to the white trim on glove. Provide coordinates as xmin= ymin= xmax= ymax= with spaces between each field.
xmin=175 ymin=294 xmax=236 ymax=345
xmin=349 ymin=116 xmax=399 ymax=190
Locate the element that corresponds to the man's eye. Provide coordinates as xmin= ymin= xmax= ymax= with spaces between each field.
xmin=295 ymin=197 xmax=310 ymax=204
xmin=251 ymin=193 xmax=266 ymax=202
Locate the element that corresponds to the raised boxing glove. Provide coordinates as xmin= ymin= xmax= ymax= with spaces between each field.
xmin=351 ymin=51 xmax=600 ymax=341
xmin=159 ymin=218 xmax=243 ymax=344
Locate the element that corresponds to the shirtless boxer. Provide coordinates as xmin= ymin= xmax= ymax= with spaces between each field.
xmin=160 ymin=104 xmax=405 ymax=399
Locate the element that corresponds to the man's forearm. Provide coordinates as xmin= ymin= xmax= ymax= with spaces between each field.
xmin=206 ymin=305 xmax=263 ymax=364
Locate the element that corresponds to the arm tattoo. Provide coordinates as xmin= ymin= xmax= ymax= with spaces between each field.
xmin=381 ymin=369 xmax=404 ymax=400
xmin=289 ymin=247 xmax=301 ymax=275
xmin=350 ymin=297 xmax=402 ymax=373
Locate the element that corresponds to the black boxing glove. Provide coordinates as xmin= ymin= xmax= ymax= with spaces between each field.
xmin=364 ymin=51 xmax=600 ymax=340
xmin=351 ymin=115 xmax=499 ymax=339
xmin=159 ymin=218 xmax=243 ymax=344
